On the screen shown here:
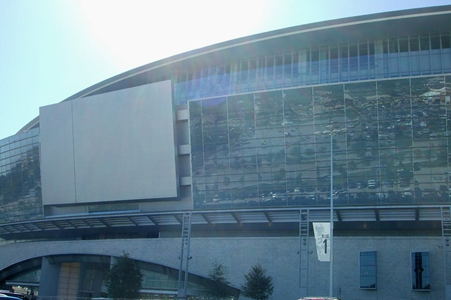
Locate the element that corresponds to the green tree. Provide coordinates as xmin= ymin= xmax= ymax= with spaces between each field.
xmin=273 ymin=168 xmax=286 ymax=182
xmin=295 ymin=173 xmax=303 ymax=186
xmin=241 ymin=264 xmax=274 ymax=300
xmin=107 ymin=252 xmax=143 ymax=299
xmin=207 ymin=260 xmax=231 ymax=298
xmin=305 ymin=148 xmax=314 ymax=156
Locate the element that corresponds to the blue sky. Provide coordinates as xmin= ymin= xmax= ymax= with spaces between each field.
xmin=1 ymin=0 xmax=450 ymax=140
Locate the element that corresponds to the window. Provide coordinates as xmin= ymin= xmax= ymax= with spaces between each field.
xmin=284 ymin=54 xmax=292 ymax=78
xmin=249 ymin=60 xmax=257 ymax=83
xmin=349 ymin=43 xmax=358 ymax=72
xmin=359 ymin=42 xmax=368 ymax=71
xmin=420 ymin=34 xmax=430 ymax=51
xmin=240 ymin=60 xmax=248 ymax=82
xmin=389 ymin=38 xmax=398 ymax=53
xmin=411 ymin=252 xmax=430 ymax=290
xmin=399 ymin=37 xmax=409 ymax=52
xmin=409 ymin=35 xmax=419 ymax=51
xmin=430 ymin=34 xmax=441 ymax=50
xmin=266 ymin=56 xmax=274 ymax=81
xmin=330 ymin=46 xmax=339 ymax=74
xmin=275 ymin=55 xmax=283 ymax=82
xmin=360 ymin=251 xmax=377 ymax=289
xmin=441 ymin=33 xmax=451 ymax=49
xmin=340 ymin=44 xmax=348 ymax=74
xmin=311 ymin=47 xmax=319 ymax=75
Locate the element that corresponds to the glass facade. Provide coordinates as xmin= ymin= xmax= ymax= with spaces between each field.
xmin=1 ymin=27 xmax=451 ymax=217
xmin=191 ymin=75 xmax=451 ymax=208
xmin=0 ymin=128 xmax=43 ymax=222
xmin=174 ymin=32 xmax=451 ymax=106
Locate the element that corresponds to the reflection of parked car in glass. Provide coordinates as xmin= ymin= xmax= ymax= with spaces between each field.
xmin=399 ymin=179 xmax=411 ymax=187
xmin=281 ymin=119 xmax=293 ymax=126
xmin=383 ymin=180 xmax=393 ymax=187
xmin=357 ymin=181 xmax=367 ymax=189
xmin=367 ymin=179 xmax=378 ymax=189
xmin=403 ymin=189 xmax=413 ymax=197
xmin=347 ymin=181 xmax=357 ymax=189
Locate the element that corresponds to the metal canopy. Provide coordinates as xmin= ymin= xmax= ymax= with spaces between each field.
xmin=0 ymin=205 xmax=447 ymax=237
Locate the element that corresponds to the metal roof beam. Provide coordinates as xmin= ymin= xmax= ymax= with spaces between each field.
xmin=335 ymin=210 xmax=342 ymax=222
xmin=95 ymin=218 xmax=111 ymax=228
xmin=231 ymin=212 xmax=241 ymax=225
xmin=200 ymin=213 xmax=212 ymax=225
xmin=127 ymin=217 xmax=140 ymax=226
xmin=146 ymin=215 xmax=157 ymax=225
xmin=174 ymin=214 xmax=185 ymax=225
xmin=263 ymin=212 xmax=273 ymax=223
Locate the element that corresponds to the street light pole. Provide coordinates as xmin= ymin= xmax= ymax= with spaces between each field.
xmin=329 ymin=128 xmax=334 ymax=298
xmin=317 ymin=123 xmax=346 ymax=298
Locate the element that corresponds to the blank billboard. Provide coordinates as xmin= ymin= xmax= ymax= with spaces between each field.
xmin=40 ymin=80 xmax=178 ymax=205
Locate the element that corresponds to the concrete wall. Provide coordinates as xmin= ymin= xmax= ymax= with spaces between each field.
xmin=0 ymin=235 xmax=445 ymax=300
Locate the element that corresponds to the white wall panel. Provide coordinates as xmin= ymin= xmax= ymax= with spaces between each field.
xmin=40 ymin=80 xmax=177 ymax=205
xmin=40 ymin=101 xmax=76 ymax=204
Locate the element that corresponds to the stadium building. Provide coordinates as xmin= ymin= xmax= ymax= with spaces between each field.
xmin=2 ymin=5 xmax=451 ymax=300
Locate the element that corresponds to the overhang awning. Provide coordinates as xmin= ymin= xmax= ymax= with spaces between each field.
xmin=0 ymin=205 xmax=447 ymax=238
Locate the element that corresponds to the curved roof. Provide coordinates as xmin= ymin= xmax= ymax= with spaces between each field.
xmin=18 ymin=4 xmax=451 ymax=134
xmin=0 ymin=254 xmax=241 ymax=298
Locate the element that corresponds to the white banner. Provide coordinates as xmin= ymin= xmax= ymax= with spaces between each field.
xmin=313 ymin=222 xmax=330 ymax=262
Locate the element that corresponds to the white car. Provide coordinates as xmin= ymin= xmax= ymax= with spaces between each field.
xmin=281 ymin=119 xmax=293 ymax=126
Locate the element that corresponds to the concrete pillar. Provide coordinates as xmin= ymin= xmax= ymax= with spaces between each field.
xmin=38 ymin=257 xmax=60 ymax=298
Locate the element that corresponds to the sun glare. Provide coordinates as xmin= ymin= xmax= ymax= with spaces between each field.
xmin=76 ymin=0 xmax=269 ymax=67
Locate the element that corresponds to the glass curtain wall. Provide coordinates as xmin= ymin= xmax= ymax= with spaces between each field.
xmin=190 ymin=75 xmax=451 ymax=209
xmin=0 ymin=128 xmax=43 ymax=223
xmin=175 ymin=32 xmax=451 ymax=106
